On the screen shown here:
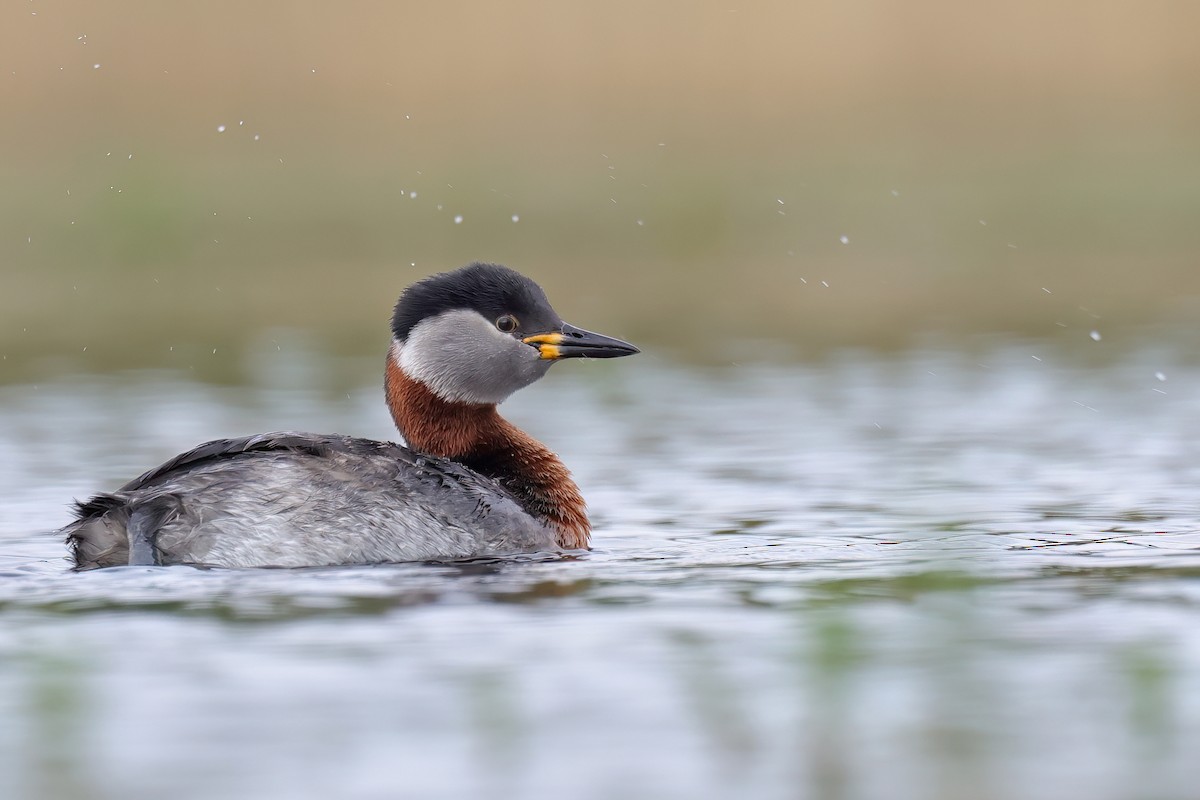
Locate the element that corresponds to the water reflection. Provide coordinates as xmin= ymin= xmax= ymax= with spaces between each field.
xmin=1 ymin=341 xmax=1199 ymax=800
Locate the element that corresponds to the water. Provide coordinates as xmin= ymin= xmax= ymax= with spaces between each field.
xmin=2 ymin=341 xmax=1199 ymax=800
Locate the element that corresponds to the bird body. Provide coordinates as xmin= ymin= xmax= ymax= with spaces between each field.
xmin=63 ymin=263 xmax=638 ymax=569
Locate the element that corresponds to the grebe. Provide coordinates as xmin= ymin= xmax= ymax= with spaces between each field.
xmin=63 ymin=262 xmax=638 ymax=569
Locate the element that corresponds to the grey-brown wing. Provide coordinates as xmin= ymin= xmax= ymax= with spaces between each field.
xmin=66 ymin=432 xmax=547 ymax=569
xmin=116 ymin=432 xmax=353 ymax=493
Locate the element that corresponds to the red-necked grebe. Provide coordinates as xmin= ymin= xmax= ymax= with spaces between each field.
xmin=63 ymin=262 xmax=638 ymax=569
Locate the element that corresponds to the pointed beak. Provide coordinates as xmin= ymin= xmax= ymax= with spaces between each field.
xmin=522 ymin=323 xmax=640 ymax=360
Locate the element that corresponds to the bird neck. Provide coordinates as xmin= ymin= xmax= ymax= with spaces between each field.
xmin=384 ymin=354 xmax=589 ymax=549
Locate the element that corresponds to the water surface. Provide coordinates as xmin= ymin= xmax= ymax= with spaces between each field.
xmin=2 ymin=341 xmax=1198 ymax=800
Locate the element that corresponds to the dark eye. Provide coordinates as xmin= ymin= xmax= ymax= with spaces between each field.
xmin=496 ymin=314 xmax=519 ymax=333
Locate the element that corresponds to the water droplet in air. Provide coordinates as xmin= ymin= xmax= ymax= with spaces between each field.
xmin=409 ymin=191 xmax=417 ymax=199
xmin=217 ymin=124 xmax=226 ymax=133
xmin=92 ymin=63 xmax=100 ymax=69
xmin=454 ymin=215 xmax=463 ymax=224
xmin=839 ymin=235 xmax=849 ymax=244
xmin=1155 ymin=371 xmax=1166 ymax=381
xmin=511 ymin=214 xmax=520 ymax=223
xmin=1089 ymin=330 xmax=1101 ymax=341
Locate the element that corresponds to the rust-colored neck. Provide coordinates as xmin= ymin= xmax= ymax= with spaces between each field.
xmin=385 ymin=354 xmax=589 ymax=549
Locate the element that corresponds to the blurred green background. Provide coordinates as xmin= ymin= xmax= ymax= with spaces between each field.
xmin=3 ymin=0 xmax=1199 ymax=377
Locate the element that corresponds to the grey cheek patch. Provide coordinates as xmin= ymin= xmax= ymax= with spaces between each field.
xmin=397 ymin=310 xmax=552 ymax=405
